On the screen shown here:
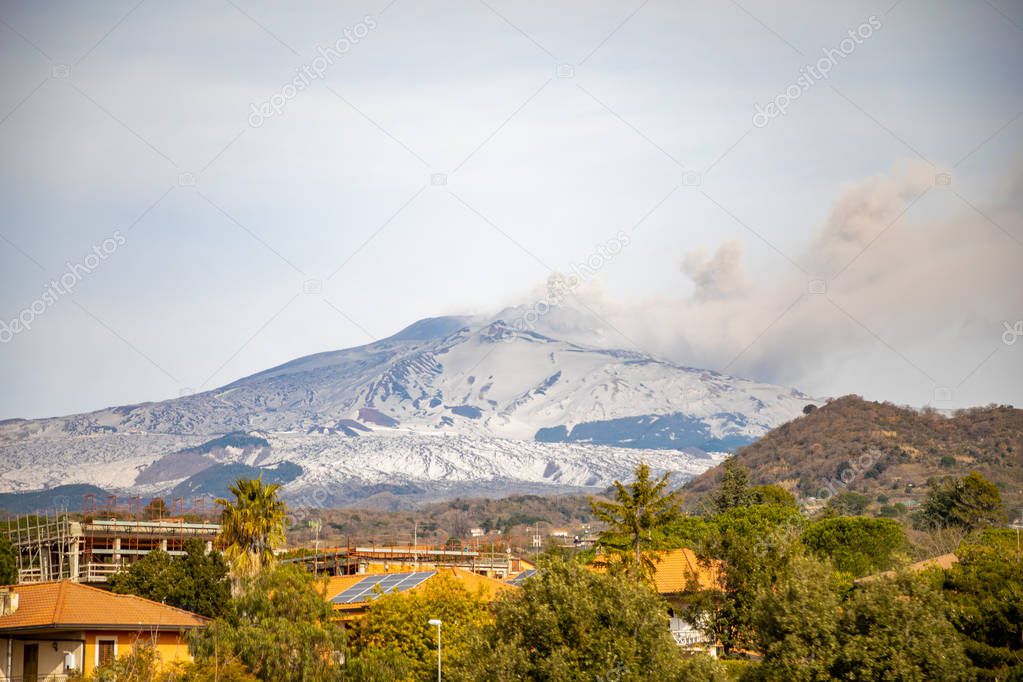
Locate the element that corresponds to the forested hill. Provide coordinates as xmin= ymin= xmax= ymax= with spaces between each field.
xmin=683 ymin=396 xmax=1023 ymax=510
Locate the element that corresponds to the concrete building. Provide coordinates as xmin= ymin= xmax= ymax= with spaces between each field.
xmin=4 ymin=515 xmax=220 ymax=585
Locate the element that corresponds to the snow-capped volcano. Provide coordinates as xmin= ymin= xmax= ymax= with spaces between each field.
xmin=0 ymin=307 xmax=818 ymax=507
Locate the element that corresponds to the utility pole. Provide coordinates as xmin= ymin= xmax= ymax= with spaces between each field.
xmin=309 ymin=520 xmax=322 ymax=575
xmin=428 ymin=619 xmax=442 ymax=681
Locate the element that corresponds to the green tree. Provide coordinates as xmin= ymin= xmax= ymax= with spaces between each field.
xmin=0 ymin=535 xmax=16 ymax=585
xmin=832 ymin=574 xmax=970 ymax=681
xmin=751 ymin=553 xmax=842 ymax=682
xmin=711 ymin=458 xmax=753 ymax=513
xmin=657 ymin=514 xmax=716 ymax=550
xmin=461 ymin=558 xmax=697 ymax=681
xmin=694 ymin=504 xmax=804 ymax=653
xmin=823 ymin=491 xmax=871 ymax=516
xmin=921 ymin=472 xmax=1006 ymax=531
xmin=88 ymin=640 xmax=160 ymax=682
xmin=163 ymin=659 xmax=260 ymax=681
xmin=751 ymin=484 xmax=798 ymax=508
xmin=801 ymin=517 xmax=906 ymax=577
xmin=108 ymin=539 xmax=230 ymax=618
xmin=108 ymin=550 xmax=176 ymax=601
xmin=749 ymin=556 xmax=970 ymax=681
xmin=342 ymin=647 xmax=415 ymax=682
xmin=216 ymin=477 xmax=286 ymax=581
xmin=353 ymin=574 xmax=491 ymax=680
xmin=89 ymin=640 xmax=260 ymax=681
xmin=677 ymin=656 xmax=730 ymax=682
xmin=590 ymin=463 xmax=681 ymax=583
xmin=879 ymin=502 xmax=908 ymax=518
xmin=191 ymin=565 xmax=344 ymax=682
xmin=941 ymin=530 xmax=1023 ymax=679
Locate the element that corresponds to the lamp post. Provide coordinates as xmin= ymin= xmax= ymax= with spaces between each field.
xmin=428 ymin=619 xmax=442 ymax=681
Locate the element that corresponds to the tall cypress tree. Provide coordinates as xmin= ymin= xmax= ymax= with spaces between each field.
xmin=590 ymin=463 xmax=681 ymax=583
xmin=712 ymin=458 xmax=754 ymax=513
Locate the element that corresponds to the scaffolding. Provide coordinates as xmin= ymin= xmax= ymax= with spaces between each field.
xmin=279 ymin=542 xmax=527 ymax=579
xmin=351 ymin=545 xmax=518 ymax=577
xmin=5 ymin=512 xmax=79 ymax=583
xmin=2 ymin=496 xmax=221 ymax=585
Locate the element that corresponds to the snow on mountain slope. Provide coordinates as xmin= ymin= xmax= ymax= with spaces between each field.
xmin=0 ymin=428 xmax=725 ymax=506
xmin=0 ymin=307 xmax=818 ymax=503
xmin=211 ymin=315 xmax=813 ymax=444
xmin=268 ymin=431 xmax=727 ymax=507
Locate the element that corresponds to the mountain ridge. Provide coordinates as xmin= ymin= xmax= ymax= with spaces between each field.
xmin=683 ymin=395 xmax=1023 ymax=511
xmin=0 ymin=308 xmax=817 ymax=504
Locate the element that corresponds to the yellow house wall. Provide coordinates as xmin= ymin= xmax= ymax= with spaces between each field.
xmin=82 ymin=630 xmax=193 ymax=677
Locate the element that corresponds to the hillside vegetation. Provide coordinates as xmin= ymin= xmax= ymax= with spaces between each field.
xmin=684 ymin=396 xmax=1023 ymax=512
xmin=287 ymin=493 xmax=600 ymax=547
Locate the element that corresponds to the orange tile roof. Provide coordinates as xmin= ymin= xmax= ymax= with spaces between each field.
xmin=591 ymin=548 xmax=722 ymax=594
xmin=907 ymin=552 xmax=959 ymax=572
xmin=0 ymin=582 xmax=207 ymax=632
xmin=857 ymin=553 xmax=960 ymax=583
xmin=436 ymin=567 xmax=516 ymax=600
xmin=649 ymin=548 xmax=721 ymax=594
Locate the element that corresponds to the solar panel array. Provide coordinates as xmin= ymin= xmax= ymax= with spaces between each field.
xmin=507 ymin=569 xmax=537 ymax=586
xmin=332 ymin=571 xmax=437 ymax=605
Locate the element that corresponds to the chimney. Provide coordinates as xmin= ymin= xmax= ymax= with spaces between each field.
xmin=0 ymin=588 xmax=18 ymax=616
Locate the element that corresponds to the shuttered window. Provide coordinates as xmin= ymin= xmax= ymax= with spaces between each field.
xmin=97 ymin=639 xmax=116 ymax=666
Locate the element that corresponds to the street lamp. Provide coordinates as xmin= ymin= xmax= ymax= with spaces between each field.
xmin=428 ymin=619 xmax=442 ymax=681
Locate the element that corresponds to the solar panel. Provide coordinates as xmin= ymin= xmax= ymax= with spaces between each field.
xmin=507 ymin=569 xmax=537 ymax=586
xmin=331 ymin=571 xmax=437 ymax=605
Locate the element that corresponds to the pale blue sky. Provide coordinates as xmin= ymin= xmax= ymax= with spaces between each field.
xmin=1 ymin=0 xmax=1021 ymax=418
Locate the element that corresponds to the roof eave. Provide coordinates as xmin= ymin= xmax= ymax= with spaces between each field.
xmin=0 ymin=622 xmax=205 ymax=634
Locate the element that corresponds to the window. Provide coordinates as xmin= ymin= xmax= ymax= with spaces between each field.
xmin=96 ymin=638 xmax=117 ymax=667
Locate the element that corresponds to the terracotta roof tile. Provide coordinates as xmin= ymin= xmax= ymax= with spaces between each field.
xmin=592 ymin=548 xmax=722 ymax=594
xmin=435 ymin=567 xmax=516 ymax=600
xmin=0 ymin=581 xmax=207 ymax=631
xmin=857 ymin=553 xmax=960 ymax=583
xmin=650 ymin=548 xmax=721 ymax=593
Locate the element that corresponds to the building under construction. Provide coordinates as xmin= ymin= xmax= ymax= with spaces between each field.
xmin=4 ymin=496 xmax=536 ymax=586
xmin=281 ymin=544 xmax=533 ymax=580
xmin=2 ymin=496 xmax=220 ymax=585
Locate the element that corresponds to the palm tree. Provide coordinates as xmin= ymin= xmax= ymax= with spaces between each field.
xmin=590 ymin=463 xmax=681 ymax=584
xmin=216 ymin=477 xmax=286 ymax=583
